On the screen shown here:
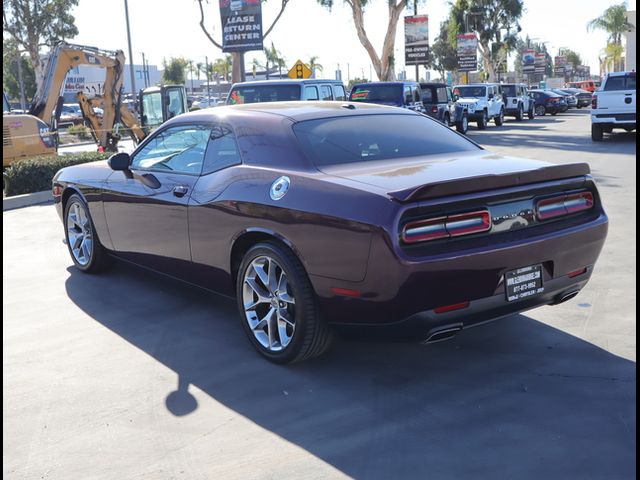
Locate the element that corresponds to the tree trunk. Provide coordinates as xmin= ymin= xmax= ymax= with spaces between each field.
xmin=29 ymin=48 xmax=46 ymax=89
xmin=348 ymin=0 xmax=406 ymax=81
xmin=477 ymin=41 xmax=496 ymax=82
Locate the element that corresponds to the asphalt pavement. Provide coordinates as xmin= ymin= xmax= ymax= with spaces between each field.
xmin=3 ymin=110 xmax=636 ymax=480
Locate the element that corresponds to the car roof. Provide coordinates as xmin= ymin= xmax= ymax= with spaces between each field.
xmin=231 ymin=79 xmax=343 ymax=87
xmin=351 ymin=81 xmax=418 ymax=87
xmin=166 ymin=101 xmax=411 ymax=124
xmin=420 ymin=82 xmax=447 ymax=87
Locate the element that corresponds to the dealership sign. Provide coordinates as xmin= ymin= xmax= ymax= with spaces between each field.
xmin=535 ymin=53 xmax=546 ymax=73
xmin=457 ymin=33 xmax=478 ymax=71
xmin=522 ymin=49 xmax=535 ymax=74
xmin=219 ymin=0 xmax=263 ymax=52
xmin=404 ymin=15 xmax=429 ymax=65
xmin=554 ymin=56 xmax=566 ymax=76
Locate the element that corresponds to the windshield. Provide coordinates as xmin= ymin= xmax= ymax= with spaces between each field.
xmin=292 ymin=114 xmax=478 ymax=167
xmin=227 ymin=85 xmax=301 ymax=104
xmin=454 ymin=86 xmax=486 ymax=98
xmin=349 ymin=85 xmax=403 ymax=103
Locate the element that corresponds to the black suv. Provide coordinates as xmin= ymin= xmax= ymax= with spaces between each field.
xmin=349 ymin=81 xmax=424 ymax=113
xmin=420 ymin=82 xmax=469 ymax=134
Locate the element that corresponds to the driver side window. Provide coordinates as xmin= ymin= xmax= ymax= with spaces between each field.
xmin=131 ymin=124 xmax=211 ymax=175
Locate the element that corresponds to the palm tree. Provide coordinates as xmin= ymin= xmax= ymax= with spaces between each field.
xmin=587 ymin=3 xmax=635 ymax=71
xmin=264 ymin=43 xmax=280 ymax=79
xmin=307 ymin=56 xmax=323 ymax=78
xmin=603 ymin=43 xmax=625 ymax=73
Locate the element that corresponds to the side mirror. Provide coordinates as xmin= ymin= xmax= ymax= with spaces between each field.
xmin=108 ymin=152 xmax=131 ymax=171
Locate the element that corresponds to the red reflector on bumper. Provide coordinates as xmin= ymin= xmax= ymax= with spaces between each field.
xmin=568 ymin=267 xmax=588 ymax=278
xmin=331 ymin=287 xmax=362 ymax=298
xmin=434 ymin=301 xmax=470 ymax=314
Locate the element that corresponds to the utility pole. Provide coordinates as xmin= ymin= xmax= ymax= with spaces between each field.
xmin=124 ymin=0 xmax=137 ymax=105
xmin=347 ymin=63 xmax=350 ymax=82
xmin=141 ymin=52 xmax=149 ymax=88
xmin=414 ymin=0 xmax=419 ymax=82
xmin=16 ymin=53 xmax=26 ymax=111
xmin=205 ymin=56 xmax=211 ymax=105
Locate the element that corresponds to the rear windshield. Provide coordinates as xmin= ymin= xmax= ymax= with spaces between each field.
xmin=454 ymin=86 xmax=486 ymax=97
xmin=421 ymin=87 xmax=435 ymax=103
xmin=349 ymin=85 xmax=402 ymax=102
xmin=292 ymin=114 xmax=479 ymax=167
xmin=502 ymin=85 xmax=517 ymax=96
xmin=227 ymin=85 xmax=301 ymax=104
xmin=603 ymin=74 xmax=636 ymax=91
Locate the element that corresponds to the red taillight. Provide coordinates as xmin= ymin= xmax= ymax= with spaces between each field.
xmin=568 ymin=267 xmax=588 ymax=278
xmin=401 ymin=216 xmax=448 ymax=243
xmin=98 ymin=146 xmax=105 ymax=153
xmin=431 ymin=106 xmax=438 ymax=113
xmin=402 ymin=210 xmax=491 ymax=244
xmin=434 ymin=301 xmax=470 ymax=314
xmin=446 ymin=211 xmax=491 ymax=237
xmin=591 ymin=94 xmax=597 ymax=109
xmin=52 ymin=184 xmax=63 ymax=197
xmin=536 ymin=191 xmax=594 ymax=220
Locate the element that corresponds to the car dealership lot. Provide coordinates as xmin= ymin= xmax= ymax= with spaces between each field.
xmin=3 ymin=111 xmax=635 ymax=479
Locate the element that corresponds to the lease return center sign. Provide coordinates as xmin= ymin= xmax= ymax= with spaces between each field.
xmin=220 ymin=0 xmax=263 ymax=52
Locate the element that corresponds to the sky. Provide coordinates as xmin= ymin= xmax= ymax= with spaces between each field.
xmin=68 ymin=0 xmax=636 ymax=81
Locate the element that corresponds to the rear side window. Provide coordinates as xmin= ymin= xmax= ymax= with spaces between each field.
xmin=603 ymin=74 xmax=636 ymax=91
xmin=292 ymin=114 xmax=479 ymax=167
xmin=305 ymin=86 xmax=319 ymax=100
xmin=333 ymin=85 xmax=346 ymax=101
xmin=202 ymin=124 xmax=241 ymax=174
xmin=320 ymin=85 xmax=333 ymax=100
xmin=436 ymin=87 xmax=448 ymax=103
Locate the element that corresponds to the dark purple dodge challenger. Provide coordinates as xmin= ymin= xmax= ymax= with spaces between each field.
xmin=54 ymin=102 xmax=608 ymax=363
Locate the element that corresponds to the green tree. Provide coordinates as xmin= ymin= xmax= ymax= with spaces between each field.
xmin=3 ymin=40 xmax=37 ymax=102
xmin=307 ymin=56 xmax=323 ymax=78
xmin=162 ymin=57 xmax=189 ymax=85
xmin=319 ymin=0 xmax=417 ymax=81
xmin=448 ymin=0 xmax=523 ymax=81
xmin=3 ymin=0 xmax=80 ymax=86
xmin=562 ymin=49 xmax=582 ymax=69
xmin=430 ymin=20 xmax=458 ymax=81
xmin=197 ymin=0 xmax=291 ymax=83
xmin=587 ymin=3 xmax=634 ymax=71
xmin=212 ymin=55 xmax=233 ymax=82
xmin=603 ymin=43 xmax=625 ymax=73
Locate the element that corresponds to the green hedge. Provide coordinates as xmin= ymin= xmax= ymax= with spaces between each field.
xmin=4 ymin=152 xmax=111 ymax=197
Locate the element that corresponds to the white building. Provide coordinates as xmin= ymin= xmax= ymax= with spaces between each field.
xmin=625 ymin=10 xmax=636 ymax=71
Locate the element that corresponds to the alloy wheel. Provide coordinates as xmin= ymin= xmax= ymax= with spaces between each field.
xmin=66 ymin=202 xmax=93 ymax=266
xmin=242 ymin=255 xmax=296 ymax=351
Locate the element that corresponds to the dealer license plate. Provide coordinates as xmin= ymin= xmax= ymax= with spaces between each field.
xmin=505 ymin=265 xmax=544 ymax=302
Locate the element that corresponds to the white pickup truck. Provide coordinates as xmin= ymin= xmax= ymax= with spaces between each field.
xmin=591 ymin=71 xmax=636 ymax=141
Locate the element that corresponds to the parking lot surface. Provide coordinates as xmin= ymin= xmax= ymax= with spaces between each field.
xmin=3 ymin=110 xmax=636 ymax=479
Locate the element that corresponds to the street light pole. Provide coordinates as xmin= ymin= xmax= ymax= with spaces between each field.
xmin=124 ymin=0 xmax=137 ymax=106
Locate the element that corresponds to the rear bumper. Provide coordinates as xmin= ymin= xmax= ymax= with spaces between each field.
xmin=591 ymin=113 xmax=636 ymax=125
xmin=312 ymin=213 xmax=608 ymax=335
xmin=331 ymin=271 xmax=592 ymax=341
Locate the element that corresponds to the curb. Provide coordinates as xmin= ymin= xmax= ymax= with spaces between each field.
xmin=3 ymin=190 xmax=53 ymax=211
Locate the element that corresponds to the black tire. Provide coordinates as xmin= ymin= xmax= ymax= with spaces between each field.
xmin=551 ymin=111 xmax=558 ymax=116
xmin=577 ymin=105 xmax=582 ymax=109
xmin=63 ymin=194 xmax=112 ymax=273
xmin=236 ymin=241 xmax=332 ymax=364
xmin=603 ymin=126 xmax=614 ymax=133
xmin=535 ymin=105 xmax=546 ymax=116
xmin=494 ymin=109 xmax=504 ymax=126
xmin=456 ymin=114 xmax=469 ymax=134
xmin=515 ymin=104 xmax=524 ymax=121
xmin=443 ymin=113 xmax=450 ymax=126
xmin=477 ymin=111 xmax=488 ymax=129
xmin=591 ymin=124 xmax=604 ymax=141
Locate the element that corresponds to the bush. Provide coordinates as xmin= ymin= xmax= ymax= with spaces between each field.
xmin=4 ymin=152 xmax=111 ymax=197
xmin=67 ymin=124 xmax=92 ymax=140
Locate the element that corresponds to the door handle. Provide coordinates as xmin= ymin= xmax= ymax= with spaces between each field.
xmin=173 ymin=185 xmax=189 ymax=197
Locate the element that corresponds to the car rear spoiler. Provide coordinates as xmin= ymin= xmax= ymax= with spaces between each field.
xmin=388 ymin=162 xmax=592 ymax=202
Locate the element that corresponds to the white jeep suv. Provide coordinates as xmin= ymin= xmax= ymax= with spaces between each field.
xmin=453 ymin=83 xmax=505 ymax=129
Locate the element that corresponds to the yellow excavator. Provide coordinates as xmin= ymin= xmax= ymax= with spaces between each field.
xmin=3 ymin=42 xmax=188 ymax=167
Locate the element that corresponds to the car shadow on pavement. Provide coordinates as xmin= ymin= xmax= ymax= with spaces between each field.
xmin=64 ymin=262 xmax=636 ymax=480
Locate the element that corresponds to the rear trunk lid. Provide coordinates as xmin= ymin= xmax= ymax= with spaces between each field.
xmin=320 ymin=151 xmax=590 ymax=202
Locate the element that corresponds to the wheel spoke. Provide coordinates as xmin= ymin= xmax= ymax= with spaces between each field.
xmin=267 ymin=258 xmax=278 ymax=292
xmin=245 ymin=277 xmax=270 ymax=303
xmin=253 ymin=262 xmax=270 ymax=289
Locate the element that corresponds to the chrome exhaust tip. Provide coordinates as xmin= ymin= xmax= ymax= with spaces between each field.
xmin=423 ymin=324 xmax=463 ymax=344
xmin=553 ymin=290 xmax=581 ymax=305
